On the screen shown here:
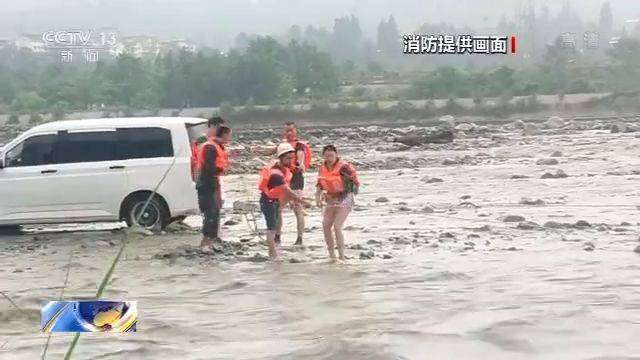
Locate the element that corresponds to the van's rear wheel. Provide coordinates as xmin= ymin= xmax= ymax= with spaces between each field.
xmin=122 ymin=194 xmax=170 ymax=231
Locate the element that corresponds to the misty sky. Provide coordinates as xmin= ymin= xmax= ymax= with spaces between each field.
xmin=0 ymin=0 xmax=638 ymax=48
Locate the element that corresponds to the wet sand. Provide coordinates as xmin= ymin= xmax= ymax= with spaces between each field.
xmin=2 ymin=124 xmax=640 ymax=359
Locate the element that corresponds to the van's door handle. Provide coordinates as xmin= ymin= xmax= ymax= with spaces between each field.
xmin=41 ymin=169 xmax=57 ymax=174
xmin=109 ymin=165 xmax=126 ymax=170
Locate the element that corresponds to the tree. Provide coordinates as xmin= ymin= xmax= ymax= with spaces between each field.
xmin=377 ymin=16 xmax=400 ymax=55
xmin=599 ymin=1 xmax=613 ymax=43
xmin=285 ymin=41 xmax=339 ymax=96
xmin=331 ymin=15 xmax=364 ymax=63
xmin=228 ymin=36 xmax=287 ymax=104
xmin=12 ymin=92 xmax=47 ymax=112
xmin=0 ymin=73 xmax=16 ymax=104
xmin=7 ymin=113 xmax=19 ymax=125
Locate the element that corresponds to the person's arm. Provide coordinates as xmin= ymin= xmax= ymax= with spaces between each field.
xmin=283 ymin=184 xmax=310 ymax=206
xmin=296 ymin=149 xmax=306 ymax=172
xmin=199 ymin=144 xmax=219 ymax=185
xmin=315 ymin=185 xmax=324 ymax=208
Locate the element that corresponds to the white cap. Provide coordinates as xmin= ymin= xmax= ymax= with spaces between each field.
xmin=276 ymin=142 xmax=295 ymax=158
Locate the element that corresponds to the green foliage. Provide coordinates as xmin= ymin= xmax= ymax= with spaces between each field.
xmin=29 ymin=112 xmax=43 ymax=124
xmin=12 ymin=92 xmax=47 ymax=112
xmin=51 ymin=106 xmax=65 ymax=120
xmin=7 ymin=113 xmax=20 ymax=125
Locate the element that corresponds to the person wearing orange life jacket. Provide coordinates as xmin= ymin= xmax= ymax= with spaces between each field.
xmin=196 ymin=125 xmax=231 ymax=253
xmin=249 ymin=121 xmax=312 ymax=246
xmin=259 ymin=142 xmax=311 ymax=261
xmin=315 ymin=145 xmax=360 ymax=263
xmin=282 ymin=121 xmax=312 ymax=246
xmin=190 ymin=116 xmax=225 ymax=182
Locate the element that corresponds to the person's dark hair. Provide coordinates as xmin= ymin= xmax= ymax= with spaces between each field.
xmin=216 ymin=125 xmax=231 ymax=138
xmin=208 ymin=116 xmax=225 ymax=128
xmin=322 ymin=144 xmax=337 ymax=154
xmin=284 ymin=121 xmax=296 ymax=127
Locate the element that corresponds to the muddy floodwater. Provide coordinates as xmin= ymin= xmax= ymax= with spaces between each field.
xmin=2 ymin=127 xmax=640 ymax=359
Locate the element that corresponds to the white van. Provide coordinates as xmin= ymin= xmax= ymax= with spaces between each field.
xmin=0 ymin=117 xmax=209 ymax=230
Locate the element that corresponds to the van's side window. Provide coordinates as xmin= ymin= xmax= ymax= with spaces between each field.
xmin=57 ymin=131 xmax=119 ymax=163
xmin=117 ymin=128 xmax=173 ymax=159
xmin=5 ymin=134 xmax=58 ymax=167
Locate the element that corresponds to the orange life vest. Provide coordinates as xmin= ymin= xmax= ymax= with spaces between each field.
xmin=190 ymin=140 xmax=200 ymax=181
xmin=317 ymin=160 xmax=359 ymax=195
xmin=196 ymin=140 xmax=228 ymax=174
xmin=258 ymin=163 xmax=292 ymax=200
xmin=288 ymin=140 xmax=312 ymax=170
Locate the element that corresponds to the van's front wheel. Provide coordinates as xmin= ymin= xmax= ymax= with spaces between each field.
xmin=122 ymin=194 xmax=170 ymax=231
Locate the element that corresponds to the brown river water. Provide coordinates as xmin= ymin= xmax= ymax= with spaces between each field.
xmin=1 ymin=129 xmax=640 ymax=359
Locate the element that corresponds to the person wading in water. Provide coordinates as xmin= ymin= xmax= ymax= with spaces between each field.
xmin=315 ymin=145 xmax=360 ymax=263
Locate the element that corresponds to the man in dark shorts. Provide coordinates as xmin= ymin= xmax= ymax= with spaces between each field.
xmin=196 ymin=125 xmax=231 ymax=253
xmin=258 ymin=143 xmax=310 ymax=261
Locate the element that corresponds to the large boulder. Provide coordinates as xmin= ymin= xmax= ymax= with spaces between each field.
xmin=439 ymin=115 xmax=456 ymax=128
xmin=545 ymin=116 xmax=564 ymax=129
xmin=523 ymin=123 xmax=540 ymax=136
xmin=394 ymin=129 xmax=454 ymax=146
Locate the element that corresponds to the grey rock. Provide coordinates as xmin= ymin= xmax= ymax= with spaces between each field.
xmin=472 ymin=225 xmax=491 ymax=232
xmin=583 ymin=242 xmax=595 ymax=251
xmin=545 ymin=116 xmax=564 ymax=128
xmin=366 ymin=240 xmax=382 ymax=245
xmin=551 ymin=151 xmax=563 ymax=157
xmin=455 ymin=123 xmax=475 ymax=131
xmin=519 ymin=198 xmax=545 ymax=206
xmin=511 ymin=174 xmax=530 ymax=179
xmin=517 ymin=221 xmax=540 ymax=230
xmin=224 ymin=219 xmax=239 ymax=226
xmin=523 ymin=123 xmax=540 ymax=136
xmin=513 ymin=120 xmax=526 ymax=129
xmin=634 ymin=245 xmax=640 ymax=254
xmin=375 ymin=197 xmax=389 ymax=203
xmin=359 ymin=251 xmax=375 ymax=260
xmin=502 ymin=215 xmax=526 ymax=223
xmin=425 ymin=177 xmax=444 ymax=183
xmin=544 ymin=221 xmax=566 ymax=229
xmin=574 ymin=220 xmax=591 ymax=228
xmin=422 ymin=205 xmax=435 ymax=213
xmin=382 ymin=254 xmax=393 ymax=259
xmin=541 ymin=169 xmax=568 ymax=179
xmin=248 ymin=253 xmax=269 ymax=263
xmin=442 ymin=158 xmax=458 ymax=166
xmin=536 ymin=158 xmax=559 ymax=166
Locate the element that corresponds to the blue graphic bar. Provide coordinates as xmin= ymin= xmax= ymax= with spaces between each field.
xmin=41 ymin=300 xmax=137 ymax=333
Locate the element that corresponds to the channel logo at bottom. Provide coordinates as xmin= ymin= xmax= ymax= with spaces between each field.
xmin=41 ymin=300 xmax=137 ymax=333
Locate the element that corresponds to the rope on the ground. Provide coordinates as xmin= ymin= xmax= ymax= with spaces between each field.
xmin=41 ymin=248 xmax=74 ymax=359
xmin=63 ymin=147 xmax=182 ymax=360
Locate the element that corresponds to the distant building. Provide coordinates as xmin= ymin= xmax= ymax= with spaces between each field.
xmin=165 ymin=39 xmax=197 ymax=53
xmin=14 ymin=34 xmax=46 ymax=53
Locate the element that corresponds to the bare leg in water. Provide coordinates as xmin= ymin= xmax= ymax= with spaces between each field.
xmin=322 ymin=206 xmax=338 ymax=262
xmin=293 ymin=201 xmax=305 ymax=245
xmin=266 ymin=230 xmax=281 ymax=261
xmin=332 ymin=204 xmax=352 ymax=261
